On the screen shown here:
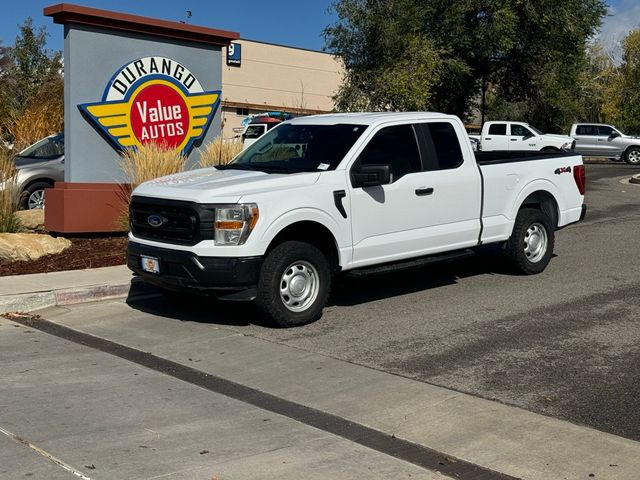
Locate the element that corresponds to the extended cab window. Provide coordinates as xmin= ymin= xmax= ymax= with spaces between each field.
xmin=576 ymin=125 xmax=597 ymax=135
xmin=510 ymin=124 xmax=532 ymax=137
xmin=415 ymin=122 xmax=463 ymax=170
xmin=357 ymin=124 xmax=421 ymax=182
xmin=488 ymin=123 xmax=507 ymax=135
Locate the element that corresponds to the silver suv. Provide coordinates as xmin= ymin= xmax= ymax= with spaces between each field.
xmin=13 ymin=133 xmax=64 ymax=209
xmin=569 ymin=123 xmax=640 ymax=165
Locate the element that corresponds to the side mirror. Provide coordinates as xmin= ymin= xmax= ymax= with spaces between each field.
xmin=351 ymin=164 xmax=391 ymax=188
xmin=523 ymin=132 xmax=535 ymax=140
xmin=609 ymin=132 xmax=621 ymax=139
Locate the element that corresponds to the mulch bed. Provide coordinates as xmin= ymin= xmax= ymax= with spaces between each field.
xmin=0 ymin=234 xmax=128 ymax=276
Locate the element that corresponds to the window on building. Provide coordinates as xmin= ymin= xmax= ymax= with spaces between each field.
xmin=236 ymin=108 xmax=249 ymax=116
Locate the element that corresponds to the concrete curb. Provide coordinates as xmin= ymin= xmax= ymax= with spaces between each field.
xmin=0 ymin=281 xmax=132 ymax=314
xmin=629 ymin=175 xmax=640 ymax=185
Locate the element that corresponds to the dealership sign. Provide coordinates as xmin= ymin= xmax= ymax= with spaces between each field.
xmin=79 ymin=57 xmax=221 ymax=154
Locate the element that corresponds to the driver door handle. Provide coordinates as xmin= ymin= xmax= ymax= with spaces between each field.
xmin=415 ymin=187 xmax=434 ymax=196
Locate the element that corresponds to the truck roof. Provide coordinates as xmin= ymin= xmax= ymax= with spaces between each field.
xmin=287 ymin=112 xmax=454 ymax=127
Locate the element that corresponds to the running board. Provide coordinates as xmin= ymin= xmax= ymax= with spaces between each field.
xmin=347 ymin=249 xmax=475 ymax=278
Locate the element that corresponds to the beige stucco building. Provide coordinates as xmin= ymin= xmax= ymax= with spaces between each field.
xmin=220 ymin=39 xmax=344 ymax=137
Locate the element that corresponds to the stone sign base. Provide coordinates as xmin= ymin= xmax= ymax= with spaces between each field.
xmin=45 ymin=182 xmax=128 ymax=233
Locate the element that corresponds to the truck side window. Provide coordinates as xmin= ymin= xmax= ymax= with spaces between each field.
xmin=357 ymin=125 xmax=421 ymax=182
xmin=576 ymin=125 xmax=596 ymax=135
xmin=597 ymin=126 xmax=613 ymax=136
xmin=488 ymin=124 xmax=507 ymax=135
xmin=415 ymin=122 xmax=463 ymax=170
xmin=510 ymin=124 xmax=531 ymax=137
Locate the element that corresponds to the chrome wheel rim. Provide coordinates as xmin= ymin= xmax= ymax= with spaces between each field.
xmin=280 ymin=261 xmax=319 ymax=312
xmin=28 ymin=190 xmax=45 ymax=209
xmin=628 ymin=150 xmax=640 ymax=164
xmin=524 ymin=222 xmax=548 ymax=263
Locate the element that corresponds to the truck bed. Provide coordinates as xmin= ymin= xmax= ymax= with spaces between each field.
xmin=475 ymin=150 xmax=578 ymax=165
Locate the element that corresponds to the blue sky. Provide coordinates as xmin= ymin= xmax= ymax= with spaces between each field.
xmin=0 ymin=0 xmax=337 ymax=52
xmin=0 ymin=1 xmax=636 ymax=57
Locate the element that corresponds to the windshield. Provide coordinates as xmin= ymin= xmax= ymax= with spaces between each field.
xmin=18 ymin=133 xmax=64 ymax=159
xmin=221 ymin=123 xmax=367 ymax=173
xmin=527 ymin=124 xmax=544 ymax=135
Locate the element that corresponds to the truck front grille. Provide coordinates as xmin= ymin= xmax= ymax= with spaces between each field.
xmin=130 ymin=197 xmax=208 ymax=245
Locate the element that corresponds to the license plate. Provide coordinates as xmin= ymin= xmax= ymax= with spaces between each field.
xmin=140 ymin=255 xmax=160 ymax=274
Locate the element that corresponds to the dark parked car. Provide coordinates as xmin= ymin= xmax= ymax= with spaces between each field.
xmin=13 ymin=133 xmax=64 ymax=209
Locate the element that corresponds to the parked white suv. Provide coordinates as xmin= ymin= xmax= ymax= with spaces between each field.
xmin=128 ymin=113 xmax=586 ymax=327
xmin=475 ymin=121 xmax=575 ymax=152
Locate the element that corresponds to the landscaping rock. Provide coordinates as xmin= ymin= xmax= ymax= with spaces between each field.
xmin=0 ymin=233 xmax=71 ymax=262
xmin=15 ymin=209 xmax=45 ymax=231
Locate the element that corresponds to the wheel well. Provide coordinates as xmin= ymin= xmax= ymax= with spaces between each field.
xmin=520 ymin=191 xmax=559 ymax=227
xmin=624 ymin=145 xmax=640 ymax=156
xmin=541 ymin=146 xmax=559 ymax=152
xmin=267 ymin=221 xmax=340 ymax=272
xmin=21 ymin=178 xmax=55 ymax=193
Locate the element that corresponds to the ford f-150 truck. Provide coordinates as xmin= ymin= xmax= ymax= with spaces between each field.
xmin=569 ymin=123 xmax=640 ymax=165
xmin=472 ymin=121 xmax=575 ymax=152
xmin=127 ymin=112 xmax=586 ymax=327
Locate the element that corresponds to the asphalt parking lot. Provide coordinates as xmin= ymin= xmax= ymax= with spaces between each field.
xmin=118 ymin=163 xmax=640 ymax=441
xmin=2 ymin=163 xmax=640 ymax=480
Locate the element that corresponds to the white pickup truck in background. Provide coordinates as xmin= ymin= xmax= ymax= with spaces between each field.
xmin=472 ymin=121 xmax=576 ymax=152
xmin=128 ymin=112 xmax=586 ymax=327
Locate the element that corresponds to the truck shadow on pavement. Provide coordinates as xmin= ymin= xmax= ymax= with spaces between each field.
xmin=125 ymin=246 xmax=538 ymax=327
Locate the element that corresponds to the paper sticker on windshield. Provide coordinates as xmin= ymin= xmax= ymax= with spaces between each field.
xmin=318 ymin=163 xmax=330 ymax=170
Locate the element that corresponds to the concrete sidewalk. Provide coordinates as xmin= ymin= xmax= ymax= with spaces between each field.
xmin=0 ymin=265 xmax=133 ymax=314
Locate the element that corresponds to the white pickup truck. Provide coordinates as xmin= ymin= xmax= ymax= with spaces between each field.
xmin=127 ymin=112 xmax=586 ymax=327
xmin=472 ymin=121 xmax=576 ymax=152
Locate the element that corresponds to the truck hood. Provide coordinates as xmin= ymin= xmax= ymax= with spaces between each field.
xmin=544 ymin=134 xmax=573 ymax=142
xmin=132 ymin=167 xmax=321 ymax=204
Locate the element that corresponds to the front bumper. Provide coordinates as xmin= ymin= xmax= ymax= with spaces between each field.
xmin=127 ymin=241 xmax=262 ymax=299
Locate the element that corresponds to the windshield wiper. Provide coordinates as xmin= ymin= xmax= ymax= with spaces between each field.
xmin=215 ymin=164 xmax=259 ymax=171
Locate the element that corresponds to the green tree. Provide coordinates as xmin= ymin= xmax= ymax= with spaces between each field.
xmin=325 ymin=0 xmax=607 ymax=131
xmin=0 ymin=18 xmax=63 ymax=145
xmin=615 ymin=29 xmax=640 ymax=134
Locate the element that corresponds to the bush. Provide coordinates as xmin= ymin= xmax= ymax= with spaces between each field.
xmin=116 ymin=143 xmax=187 ymax=230
xmin=198 ymin=136 xmax=243 ymax=167
xmin=5 ymin=95 xmax=64 ymax=153
xmin=0 ymin=149 xmax=23 ymax=233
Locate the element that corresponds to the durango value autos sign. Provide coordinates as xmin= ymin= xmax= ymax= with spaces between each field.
xmin=79 ymin=57 xmax=221 ymax=155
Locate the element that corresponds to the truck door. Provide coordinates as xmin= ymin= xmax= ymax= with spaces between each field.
xmin=595 ymin=125 xmax=624 ymax=157
xmin=482 ymin=123 xmax=509 ymax=151
xmin=348 ymin=122 xmax=481 ymax=268
xmin=508 ymin=123 xmax=537 ymax=151
xmin=573 ymin=124 xmax=599 ymax=156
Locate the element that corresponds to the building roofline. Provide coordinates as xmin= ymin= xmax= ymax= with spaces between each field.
xmin=238 ymin=37 xmax=334 ymax=56
xmin=44 ymin=3 xmax=239 ymax=46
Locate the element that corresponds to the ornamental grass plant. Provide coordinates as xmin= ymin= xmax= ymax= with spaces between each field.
xmin=198 ymin=136 xmax=243 ymax=167
xmin=116 ymin=142 xmax=188 ymax=230
xmin=0 ymin=149 xmax=23 ymax=233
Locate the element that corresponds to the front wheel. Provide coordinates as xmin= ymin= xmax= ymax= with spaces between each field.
xmin=256 ymin=241 xmax=331 ymax=327
xmin=503 ymin=208 xmax=555 ymax=274
xmin=624 ymin=147 xmax=640 ymax=165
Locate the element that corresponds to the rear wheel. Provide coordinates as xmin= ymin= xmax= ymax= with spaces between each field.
xmin=504 ymin=208 xmax=555 ymax=274
xmin=20 ymin=181 xmax=53 ymax=210
xmin=256 ymin=241 xmax=330 ymax=327
xmin=625 ymin=147 xmax=640 ymax=165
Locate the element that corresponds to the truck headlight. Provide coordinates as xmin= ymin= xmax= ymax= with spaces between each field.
xmin=214 ymin=204 xmax=259 ymax=246
xmin=561 ymin=141 xmax=573 ymax=151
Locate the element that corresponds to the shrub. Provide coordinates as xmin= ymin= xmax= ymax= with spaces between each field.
xmin=198 ymin=136 xmax=243 ymax=167
xmin=116 ymin=142 xmax=187 ymax=230
xmin=5 ymin=101 xmax=64 ymax=153
xmin=0 ymin=149 xmax=23 ymax=233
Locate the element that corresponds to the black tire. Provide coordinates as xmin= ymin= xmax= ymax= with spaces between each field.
xmin=624 ymin=147 xmax=640 ymax=165
xmin=256 ymin=241 xmax=331 ymax=327
xmin=20 ymin=181 xmax=53 ymax=210
xmin=503 ymin=208 xmax=555 ymax=274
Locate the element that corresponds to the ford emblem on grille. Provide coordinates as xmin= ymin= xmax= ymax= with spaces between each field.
xmin=147 ymin=214 xmax=166 ymax=228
